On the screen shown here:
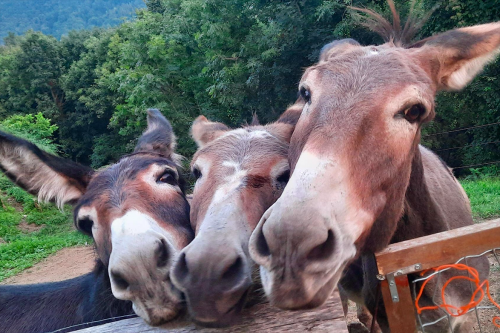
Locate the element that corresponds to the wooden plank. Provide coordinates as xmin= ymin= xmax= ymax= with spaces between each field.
xmin=74 ymin=291 xmax=348 ymax=333
xmin=376 ymin=218 xmax=500 ymax=275
xmin=380 ymin=275 xmax=417 ymax=333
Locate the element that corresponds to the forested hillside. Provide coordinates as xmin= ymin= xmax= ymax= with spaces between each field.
xmin=0 ymin=0 xmax=144 ymax=42
xmin=0 ymin=0 xmax=499 ymax=175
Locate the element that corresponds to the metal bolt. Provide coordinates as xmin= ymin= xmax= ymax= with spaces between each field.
xmin=414 ymin=264 xmax=422 ymax=270
xmin=395 ymin=270 xmax=403 ymax=276
xmin=390 ymin=281 xmax=395 ymax=286
xmin=393 ymin=296 xmax=399 ymax=301
xmin=376 ymin=274 xmax=386 ymax=281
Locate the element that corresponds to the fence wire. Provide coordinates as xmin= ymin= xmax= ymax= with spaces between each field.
xmin=412 ymin=248 xmax=500 ymax=333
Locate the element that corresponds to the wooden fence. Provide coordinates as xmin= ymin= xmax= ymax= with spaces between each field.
xmin=74 ymin=218 xmax=500 ymax=332
xmin=74 ymin=291 xmax=348 ymax=332
xmin=376 ymin=218 xmax=500 ymax=332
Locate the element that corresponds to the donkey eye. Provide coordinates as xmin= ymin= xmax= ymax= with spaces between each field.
xmin=157 ymin=170 xmax=177 ymax=185
xmin=192 ymin=167 xmax=202 ymax=180
xmin=77 ymin=217 xmax=94 ymax=236
xmin=299 ymin=86 xmax=311 ymax=104
xmin=275 ymin=169 xmax=290 ymax=188
xmin=402 ymin=104 xmax=425 ymax=123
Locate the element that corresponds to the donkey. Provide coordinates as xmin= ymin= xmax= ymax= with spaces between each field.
xmin=169 ymin=107 xmax=301 ymax=327
xmin=249 ymin=4 xmax=499 ymax=332
xmin=0 ymin=109 xmax=193 ymax=332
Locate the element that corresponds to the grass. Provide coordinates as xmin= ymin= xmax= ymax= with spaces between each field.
xmin=460 ymin=177 xmax=500 ymax=220
xmin=0 ymin=175 xmax=91 ymax=282
xmin=460 ymin=176 xmax=500 ymax=221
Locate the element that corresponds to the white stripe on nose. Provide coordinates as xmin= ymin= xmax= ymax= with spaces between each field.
xmin=111 ymin=210 xmax=158 ymax=240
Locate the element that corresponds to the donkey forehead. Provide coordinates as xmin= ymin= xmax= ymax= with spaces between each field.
xmin=77 ymin=156 xmax=180 ymax=206
xmin=304 ymin=46 xmax=430 ymax=92
xmin=193 ymin=128 xmax=288 ymax=167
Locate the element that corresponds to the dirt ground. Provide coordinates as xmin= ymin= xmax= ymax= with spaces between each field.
xmin=1 ymin=246 xmax=96 ymax=285
xmin=17 ymin=218 xmax=44 ymax=233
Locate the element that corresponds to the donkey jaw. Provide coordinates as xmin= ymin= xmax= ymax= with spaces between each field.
xmin=258 ymin=242 xmax=355 ymax=310
xmin=132 ymin=300 xmax=183 ymax=327
xmin=108 ymin=210 xmax=184 ymax=325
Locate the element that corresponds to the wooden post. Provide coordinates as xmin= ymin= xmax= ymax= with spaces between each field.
xmin=380 ymin=275 xmax=417 ymax=333
xmin=375 ymin=218 xmax=500 ymax=331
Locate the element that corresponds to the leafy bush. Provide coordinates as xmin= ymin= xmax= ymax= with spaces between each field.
xmin=0 ymin=113 xmax=59 ymax=154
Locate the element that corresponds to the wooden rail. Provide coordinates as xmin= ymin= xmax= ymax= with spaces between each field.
xmin=74 ymin=291 xmax=348 ymax=332
xmin=375 ymin=218 xmax=500 ymax=333
xmin=377 ymin=218 xmax=500 ymax=275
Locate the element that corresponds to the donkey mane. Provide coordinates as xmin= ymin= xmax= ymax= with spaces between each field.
xmin=350 ymin=0 xmax=436 ymax=47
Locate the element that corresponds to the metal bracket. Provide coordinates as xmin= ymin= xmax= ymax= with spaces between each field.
xmin=387 ymin=273 xmax=399 ymax=303
xmin=386 ymin=263 xmax=423 ymax=276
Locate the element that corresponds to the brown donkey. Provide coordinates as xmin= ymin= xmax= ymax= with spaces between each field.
xmin=0 ymin=109 xmax=193 ymax=328
xmin=170 ymin=107 xmax=301 ymax=327
xmin=249 ymin=4 xmax=499 ymax=333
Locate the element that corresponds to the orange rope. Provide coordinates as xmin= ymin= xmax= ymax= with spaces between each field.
xmin=415 ymin=263 xmax=500 ymax=328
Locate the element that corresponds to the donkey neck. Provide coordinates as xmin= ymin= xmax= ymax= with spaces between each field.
xmin=0 ymin=260 xmax=133 ymax=333
xmin=390 ymin=145 xmax=471 ymax=244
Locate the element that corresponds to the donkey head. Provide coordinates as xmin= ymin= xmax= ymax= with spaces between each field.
xmin=249 ymin=6 xmax=500 ymax=310
xmin=0 ymin=109 xmax=193 ymax=325
xmin=170 ymin=107 xmax=301 ymax=327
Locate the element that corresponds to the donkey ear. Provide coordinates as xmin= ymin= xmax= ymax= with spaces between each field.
xmin=250 ymin=113 xmax=260 ymax=126
xmin=0 ymin=131 xmax=93 ymax=208
xmin=135 ymin=109 xmax=178 ymax=160
xmin=319 ymin=38 xmax=360 ymax=62
xmin=190 ymin=115 xmax=230 ymax=148
xmin=411 ymin=22 xmax=500 ymax=91
xmin=266 ymin=101 xmax=304 ymax=143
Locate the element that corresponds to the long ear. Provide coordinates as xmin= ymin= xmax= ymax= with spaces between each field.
xmin=190 ymin=115 xmax=230 ymax=148
xmin=249 ymin=113 xmax=260 ymax=126
xmin=0 ymin=131 xmax=93 ymax=208
xmin=135 ymin=109 xmax=179 ymax=161
xmin=319 ymin=38 xmax=360 ymax=62
xmin=410 ymin=22 xmax=500 ymax=91
xmin=266 ymin=100 xmax=304 ymax=143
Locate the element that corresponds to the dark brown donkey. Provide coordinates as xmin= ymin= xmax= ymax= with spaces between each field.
xmin=249 ymin=5 xmax=499 ymax=333
xmin=0 ymin=109 xmax=193 ymax=332
xmin=170 ymin=108 xmax=301 ymax=327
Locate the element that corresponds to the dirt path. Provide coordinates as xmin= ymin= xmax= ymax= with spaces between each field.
xmin=1 ymin=246 xmax=96 ymax=285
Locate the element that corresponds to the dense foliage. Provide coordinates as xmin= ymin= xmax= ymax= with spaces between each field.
xmin=0 ymin=0 xmax=145 ymax=42
xmin=0 ymin=0 xmax=498 ymax=174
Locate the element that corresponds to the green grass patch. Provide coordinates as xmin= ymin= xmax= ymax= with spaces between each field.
xmin=460 ymin=176 xmax=500 ymax=221
xmin=0 ymin=227 xmax=89 ymax=281
xmin=0 ymin=174 xmax=92 ymax=282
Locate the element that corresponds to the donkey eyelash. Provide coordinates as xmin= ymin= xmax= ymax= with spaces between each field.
xmin=156 ymin=168 xmax=178 ymax=181
xmin=191 ymin=167 xmax=202 ymax=180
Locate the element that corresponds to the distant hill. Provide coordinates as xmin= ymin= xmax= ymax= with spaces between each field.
xmin=0 ymin=0 xmax=145 ymax=42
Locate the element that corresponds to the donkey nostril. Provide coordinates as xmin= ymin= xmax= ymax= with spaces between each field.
xmin=156 ymin=238 xmax=169 ymax=268
xmin=255 ymin=226 xmax=271 ymax=257
xmin=172 ymin=252 xmax=189 ymax=284
xmin=111 ymin=271 xmax=130 ymax=291
xmin=306 ymin=229 xmax=336 ymax=261
xmin=221 ymin=256 xmax=244 ymax=281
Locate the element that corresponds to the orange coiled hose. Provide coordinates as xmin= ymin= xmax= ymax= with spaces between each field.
xmin=415 ymin=263 xmax=500 ymax=328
